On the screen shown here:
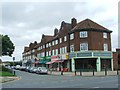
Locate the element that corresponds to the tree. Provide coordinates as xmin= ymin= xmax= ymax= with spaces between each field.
xmin=0 ymin=34 xmax=15 ymax=56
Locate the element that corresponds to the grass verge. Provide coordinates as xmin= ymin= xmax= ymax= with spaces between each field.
xmin=0 ymin=71 xmax=16 ymax=76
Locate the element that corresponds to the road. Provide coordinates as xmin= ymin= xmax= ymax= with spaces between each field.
xmin=2 ymin=70 xmax=118 ymax=88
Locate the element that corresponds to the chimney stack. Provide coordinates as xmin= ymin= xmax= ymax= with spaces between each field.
xmin=54 ymin=28 xmax=58 ymax=36
xmin=71 ymin=18 xmax=77 ymax=28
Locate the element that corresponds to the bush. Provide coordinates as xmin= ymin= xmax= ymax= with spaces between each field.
xmin=1 ymin=66 xmax=12 ymax=73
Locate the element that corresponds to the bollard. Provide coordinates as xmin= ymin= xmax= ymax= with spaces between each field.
xmin=50 ymin=69 xmax=52 ymax=75
xmin=61 ymin=71 xmax=63 ymax=75
xmin=105 ymin=68 xmax=107 ymax=76
xmin=117 ymin=69 xmax=119 ymax=75
xmin=13 ymin=70 xmax=15 ymax=75
xmin=93 ymin=69 xmax=94 ymax=76
xmin=80 ymin=70 xmax=82 ymax=76
xmin=75 ymin=70 xmax=76 ymax=76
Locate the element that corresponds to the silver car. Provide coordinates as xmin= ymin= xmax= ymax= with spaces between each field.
xmin=36 ymin=67 xmax=48 ymax=74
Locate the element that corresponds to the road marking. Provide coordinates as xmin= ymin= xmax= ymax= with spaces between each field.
xmin=92 ymin=87 xmax=100 ymax=88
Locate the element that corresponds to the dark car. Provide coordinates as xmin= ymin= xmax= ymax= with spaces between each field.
xmin=36 ymin=67 xmax=48 ymax=74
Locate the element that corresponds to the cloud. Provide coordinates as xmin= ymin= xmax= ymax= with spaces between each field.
xmin=1 ymin=0 xmax=119 ymax=61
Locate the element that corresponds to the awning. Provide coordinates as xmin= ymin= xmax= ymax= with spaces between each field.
xmin=35 ymin=60 xmax=39 ymax=64
xmin=46 ymin=62 xmax=52 ymax=64
xmin=39 ymin=59 xmax=50 ymax=64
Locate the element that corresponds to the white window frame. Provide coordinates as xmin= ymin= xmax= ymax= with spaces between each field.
xmin=55 ymin=40 xmax=58 ymax=45
xmin=80 ymin=31 xmax=88 ymax=38
xmin=52 ymin=50 xmax=55 ymax=55
xmin=80 ymin=43 xmax=88 ymax=51
xmin=55 ymin=49 xmax=58 ymax=55
xmin=43 ymin=45 xmax=45 ymax=49
xmin=104 ymin=43 xmax=108 ymax=51
xmin=49 ymin=51 xmax=51 ymax=56
xmin=70 ymin=45 xmax=74 ymax=52
xmin=65 ymin=46 xmax=67 ymax=53
xmin=103 ymin=32 xmax=107 ymax=38
xmin=64 ymin=36 xmax=67 ymax=41
xmin=49 ymin=43 xmax=51 ymax=47
xmin=52 ymin=41 xmax=54 ymax=46
xmin=70 ymin=33 xmax=74 ymax=40
xmin=60 ymin=38 xmax=62 ymax=43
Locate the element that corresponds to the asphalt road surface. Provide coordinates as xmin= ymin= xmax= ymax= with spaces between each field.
xmin=2 ymin=70 xmax=118 ymax=88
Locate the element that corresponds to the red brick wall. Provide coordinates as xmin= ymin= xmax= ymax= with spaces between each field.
xmin=113 ymin=52 xmax=118 ymax=70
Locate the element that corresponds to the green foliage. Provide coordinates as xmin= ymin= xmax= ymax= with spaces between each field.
xmin=0 ymin=71 xmax=15 ymax=76
xmin=1 ymin=65 xmax=12 ymax=73
xmin=0 ymin=34 xmax=15 ymax=56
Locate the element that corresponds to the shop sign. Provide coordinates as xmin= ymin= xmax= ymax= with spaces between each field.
xmin=51 ymin=56 xmax=60 ymax=61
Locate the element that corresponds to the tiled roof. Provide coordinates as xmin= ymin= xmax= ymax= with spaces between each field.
xmin=72 ymin=19 xmax=112 ymax=32
xmin=44 ymin=35 xmax=54 ymax=43
xmin=24 ymin=47 xmax=29 ymax=52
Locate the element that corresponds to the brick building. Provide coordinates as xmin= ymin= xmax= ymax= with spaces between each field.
xmin=113 ymin=49 xmax=120 ymax=70
xmin=22 ymin=18 xmax=113 ymax=72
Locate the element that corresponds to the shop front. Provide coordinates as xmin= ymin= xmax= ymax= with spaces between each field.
xmin=38 ymin=56 xmax=51 ymax=67
xmin=69 ymin=51 xmax=113 ymax=72
xmin=50 ymin=53 xmax=69 ymax=71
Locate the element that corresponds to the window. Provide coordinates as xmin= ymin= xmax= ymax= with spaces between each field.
xmin=46 ymin=51 xmax=48 ymax=56
xmin=103 ymin=32 xmax=107 ymax=38
xmin=41 ymin=52 xmax=45 ymax=57
xmin=52 ymin=50 xmax=55 ymax=55
xmin=49 ymin=51 xmax=51 ymax=56
xmin=52 ymin=41 xmax=54 ymax=46
xmin=60 ymin=48 xmax=62 ymax=54
xmin=80 ymin=31 xmax=87 ymax=38
xmin=70 ymin=45 xmax=74 ymax=52
xmin=64 ymin=36 xmax=67 ymax=41
xmin=65 ymin=46 xmax=67 ymax=53
xmin=46 ymin=43 xmax=48 ymax=48
xmin=60 ymin=38 xmax=62 ymax=43
xmin=43 ymin=45 xmax=45 ymax=49
xmin=55 ymin=40 xmax=58 ymax=45
xmin=70 ymin=33 xmax=74 ymax=40
xmin=104 ymin=43 xmax=108 ymax=51
xmin=80 ymin=43 xmax=88 ymax=51
xmin=49 ymin=43 xmax=51 ymax=47
xmin=41 ymin=46 xmax=42 ymax=49
xmin=55 ymin=49 xmax=58 ymax=55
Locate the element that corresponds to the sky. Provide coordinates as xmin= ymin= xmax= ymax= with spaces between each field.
xmin=0 ymin=0 xmax=119 ymax=61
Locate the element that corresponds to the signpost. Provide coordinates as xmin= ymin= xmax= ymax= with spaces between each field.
xmin=13 ymin=57 xmax=15 ymax=75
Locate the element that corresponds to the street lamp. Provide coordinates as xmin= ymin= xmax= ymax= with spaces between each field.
xmin=59 ymin=55 xmax=63 ymax=75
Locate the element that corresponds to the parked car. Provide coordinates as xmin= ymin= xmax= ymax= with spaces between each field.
xmin=32 ymin=67 xmax=38 ymax=73
xmin=25 ymin=66 xmax=30 ymax=72
xmin=36 ymin=67 xmax=48 ymax=74
xmin=15 ymin=65 xmax=21 ymax=70
xmin=29 ymin=67 xmax=35 ymax=73
xmin=20 ymin=66 xmax=26 ymax=71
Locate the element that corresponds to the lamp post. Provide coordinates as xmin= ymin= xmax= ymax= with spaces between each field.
xmin=60 ymin=55 xmax=63 ymax=75
xmin=13 ymin=57 xmax=15 ymax=75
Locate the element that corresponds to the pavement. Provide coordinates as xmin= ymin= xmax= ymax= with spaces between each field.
xmin=0 ymin=76 xmax=20 ymax=83
xmin=48 ymin=70 xmax=119 ymax=76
